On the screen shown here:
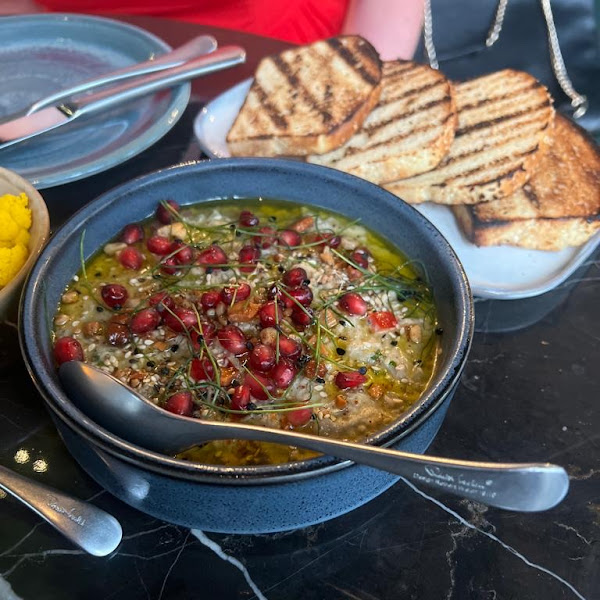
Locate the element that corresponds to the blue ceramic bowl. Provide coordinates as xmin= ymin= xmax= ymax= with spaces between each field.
xmin=20 ymin=159 xmax=473 ymax=533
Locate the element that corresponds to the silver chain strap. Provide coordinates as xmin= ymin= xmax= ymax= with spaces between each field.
xmin=422 ymin=0 xmax=588 ymax=118
xmin=540 ymin=0 xmax=588 ymax=117
xmin=486 ymin=0 xmax=509 ymax=46
xmin=423 ymin=0 xmax=438 ymax=69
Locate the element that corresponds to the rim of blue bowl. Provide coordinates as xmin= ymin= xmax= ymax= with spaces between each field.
xmin=19 ymin=158 xmax=474 ymax=484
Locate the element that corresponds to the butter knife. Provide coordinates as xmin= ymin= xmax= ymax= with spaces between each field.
xmin=0 ymin=45 xmax=245 ymax=151
xmin=23 ymin=34 xmax=218 ymax=117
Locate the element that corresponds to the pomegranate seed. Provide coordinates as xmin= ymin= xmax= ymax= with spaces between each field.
xmin=249 ymin=344 xmax=276 ymax=372
xmin=259 ymin=301 xmax=282 ymax=328
xmin=287 ymin=407 xmax=313 ymax=428
xmin=304 ymin=233 xmax=327 ymax=248
xmin=160 ymin=255 xmax=179 ymax=275
xmin=190 ymin=357 xmax=215 ymax=381
xmin=156 ymin=199 xmax=180 ymax=224
xmin=165 ymin=391 xmax=193 ymax=416
xmin=335 ymin=371 xmax=367 ymax=389
xmin=268 ymin=285 xmax=295 ymax=308
xmin=326 ymin=235 xmax=341 ymax=248
xmin=253 ymin=226 xmax=276 ymax=248
xmin=118 ymin=246 xmax=144 ymax=270
xmin=120 ymin=223 xmax=144 ymax=245
xmin=368 ymin=311 xmax=398 ymax=331
xmin=101 ymin=284 xmax=128 ymax=309
xmin=171 ymin=241 xmax=195 ymax=265
xmin=163 ymin=307 xmax=198 ymax=332
xmin=130 ymin=308 xmax=161 ymax=334
xmin=278 ymin=229 xmax=301 ymax=248
xmin=244 ymin=371 xmax=274 ymax=400
xmin=238 ymin=245 xmax=261 ymax=273
xmin=191 ymin=321 xmax=216 ymax=349
xmin=239 ymin=210 xmax=259 ymax=227
xmin=291 ymin=306 xmax=314 ymax=327
xmin=278 ymin=336 xmax=302 ymax=359
xmin=350 ymin=249 xmax=369 ymax=269
xmin=287 ymin=285 xmax=313 ymax=307
xmin=53 ymin=336 xmax=84 ymax=364
xmin=106 ymin=322 xmax=130 ymax=346
xmin=270 ymin=359 xmax=297 ymax=388
xmin=230 ymin=385 xmax=251 ymax=410
xmin=217 ymin=325 xmax=247 ymax=356
xmin=221 ymin=282 xmax=251 ymax=305
xmin=339 ymin=292 xmax=367 ymax=316
xmin=282 ymin=267 xmax=307 ymax=288
xmin=147 ymin=235 xmax=172 ymax=255
xmin=198 ymin=321 xmax=216 ymax=343
xmin=148 ymin=292 xmax=175 ymax=314
xmin=200 ymin=290 xmax=221 ymax=310
xmin=196 ymin=245 xmax=228 ymax=268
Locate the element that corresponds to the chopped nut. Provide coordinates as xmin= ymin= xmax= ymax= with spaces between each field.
xmin=305 ymin=359 xmax=327 ymax=378
xmin=408 ymin=324 xmax=422 ymax=343
xmin=109 ymin=313 xmax=130 ymax=325
xmin=53 ymin=313 xmax=69 ymax=326
xmin=368 ymin=383 xmax=385 ymax=399
xmin=260 ymin=327 xmax=278 ymax=346
xmin=169 ymin=222 xmax=187 ymax=240
xmin=335 ymin=394 xmax=347 ymax=409
xmin=228 ymin=300 xmax=261 ymax=323
xmin=103 ymin=242 xmax=127 ymax=256
xmin=61 ymin=290 xmax=79 ymax=304
xmin=290 ymin=216 xmax=314 ymax=232
xmin=319 ymin=307 xmax=337 ymax=328
xmin=320 ymin=246 xmax=335 ymax=265
xmin=220 ymin=367 xmax=236 ymax=387
xmin=82 ymin=320 xmax=104 ymax=338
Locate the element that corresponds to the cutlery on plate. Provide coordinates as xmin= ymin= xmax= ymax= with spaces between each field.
xmin=0 ymin=45 xmax=246 ymax=151
xmin=0 ymin=463 xmax=122 ymax=556
xmin=59 ymin=361 xmax=570 ymax=513
xmin=21 ymin=34 xmax=218 ymax=118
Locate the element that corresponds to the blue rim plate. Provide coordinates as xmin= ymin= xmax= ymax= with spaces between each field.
xmin=0 ymin=14 xmax=190 ymax=189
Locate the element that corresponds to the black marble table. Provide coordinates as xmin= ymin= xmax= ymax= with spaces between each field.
xmin=0 ymin=16 xmax=598 ymax=600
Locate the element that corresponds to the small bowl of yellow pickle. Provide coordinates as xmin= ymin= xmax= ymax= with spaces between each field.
xmin=0 ymin=167 xmax=49 ymax=321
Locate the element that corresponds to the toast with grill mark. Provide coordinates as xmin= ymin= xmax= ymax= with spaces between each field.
xmin=226 ymin=36 xmax=383 ymax=157
xmin=307 ymin=60 xmax=457 ymax=183
xmin=385 ymin=70 xmax=555 ymax=205
xmin=452 ymin=114 xmax=600 ymax=250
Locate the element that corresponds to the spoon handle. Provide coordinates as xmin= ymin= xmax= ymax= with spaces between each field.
xmin=0 ymin=464 xmax=122 ymax=556
xmin=205 ymin=422 xmax=569 ymax=512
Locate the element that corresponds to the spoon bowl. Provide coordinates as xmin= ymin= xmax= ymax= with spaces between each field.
xmin=59 ymin=361 xmax=569 ymax=512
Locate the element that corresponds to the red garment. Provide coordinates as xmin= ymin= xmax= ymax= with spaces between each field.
xmin=37 ymin=0 xmax=350 ymax=44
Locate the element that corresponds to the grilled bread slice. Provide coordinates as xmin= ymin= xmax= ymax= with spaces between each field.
xmin=385 ymin=69 xmax=555 ymax=204
xmin=307 ymin=60 xmax=457 ymax=183
xmin=452 ymin=114 xmax=600 ymax=250
xmin=226 ymin=36 xmax=382 ymax=157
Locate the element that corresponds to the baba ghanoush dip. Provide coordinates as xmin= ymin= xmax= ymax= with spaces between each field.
xmin=53 ymin=199 xmax=441 ymax=465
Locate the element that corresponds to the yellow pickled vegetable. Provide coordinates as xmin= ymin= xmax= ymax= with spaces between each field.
xmin=0 ymin=193 xmax=31 ymax=288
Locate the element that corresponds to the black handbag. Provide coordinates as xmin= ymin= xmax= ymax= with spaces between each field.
xmin=414 ymin=0 xmax=600 ymax=138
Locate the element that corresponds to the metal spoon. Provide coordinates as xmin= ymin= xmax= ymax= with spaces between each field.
xmin=0 ymin=463 xmax=122 ymax=556
xmin=59 ymin=362 xmax=569 ymax=513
